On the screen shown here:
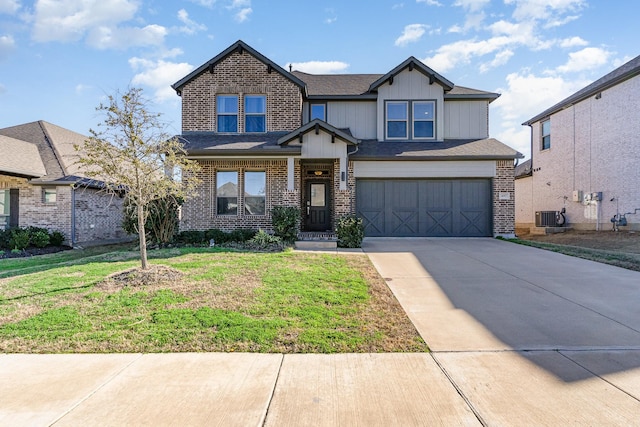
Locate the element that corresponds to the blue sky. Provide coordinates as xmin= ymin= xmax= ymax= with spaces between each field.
xmin=0 ymin=0 xmax=636 ymax=158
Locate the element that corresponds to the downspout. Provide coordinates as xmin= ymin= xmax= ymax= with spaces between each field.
xmin=71 ymin=185 xmax=76 ymax=246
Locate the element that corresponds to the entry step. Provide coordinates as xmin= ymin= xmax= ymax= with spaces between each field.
xmin=294 ymin=240 xmax=338 ymax=250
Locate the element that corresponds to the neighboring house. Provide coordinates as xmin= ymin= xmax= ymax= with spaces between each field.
xmin=173 ymin=40 xmax=522 ymax=238
xmin=0 ymin=121 xmax=127 ymax=245
xmin=519 ymin=54 xmax=640 ymax=231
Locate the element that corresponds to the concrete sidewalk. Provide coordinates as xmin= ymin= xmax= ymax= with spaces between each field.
xmin=2 ymin=238 xmax=640 ymax=425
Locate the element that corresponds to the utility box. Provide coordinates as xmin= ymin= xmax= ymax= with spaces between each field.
xmin=572 ymin=190 xmax=583 ymax=202
xmin=592 ymin=192 xmax=603 ymax=201
xmin=535 ymin=211 xmax=559 ymax=227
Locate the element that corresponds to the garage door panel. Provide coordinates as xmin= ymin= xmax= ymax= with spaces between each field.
xmin=357 ymin=179 xmax=492 ymax=237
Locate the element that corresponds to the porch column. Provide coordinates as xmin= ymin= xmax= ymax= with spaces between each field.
xmin=287 ymin=157 xmax=295 ymax=191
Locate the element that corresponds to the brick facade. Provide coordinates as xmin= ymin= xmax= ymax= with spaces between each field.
xmin=0 ymin=174 xmax=126 ymax=244
xmin=492 ymin=160 xmax=516 ymax=237
xmin=181 ymin=51 xmax=302 ymax=132
xmin=181 ymin=159 xmax=301 ymax=232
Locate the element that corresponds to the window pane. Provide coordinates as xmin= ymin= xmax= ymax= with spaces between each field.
xmin=43 ymin=188 xmax=57 ymax=203
xmin=414 ymin=121 xmax=434 ymax=138
xmin=245 ymin=171 xmax=265 ymax=215
xmin=217 ymin=95 xmax=238 ymax=113
xmin=310 ymin=183 xmax=325 ymax=207
xmin=245 ymin=95 xmax=265 ymax=113
xmin=542 ymin=120 xmax=550 ymax=135
xmin=245 ymin=116 xmax=265 ymax=132
xmin=542 ymin=135 xmax=551 ymax=150
xmin=387 ymin=102 xmax=407 ymax=120
xmin=217 ymin=116 xmax=238 ymax=132
xmin=387 ymin=121 xmax=407 ymax=138
xmin=0 ymin=190 xmax=8 ymax=215
xmin=311 ymin=104 xmax=326 ymax=121
xmin=414 ymin=102 xmax=434 ymax=119
xmin=217 ymin=171 xmax=238 ymax=215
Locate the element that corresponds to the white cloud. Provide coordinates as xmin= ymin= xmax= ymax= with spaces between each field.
xmin=556 ymin=47 xmax=611 ymax=74
xmin=288 ymin=61 xmax=349 ymax=74
xmin=492 ymin=71 xmax=589 ymax=157
xmin=87 ymin=24 xmax=167 ymax=50
xmin=234 ymin=7 xmax=251 ymax=22
xmin=454 ymin=0 xmax=489 ymax=12
xmin=177 ymin=9 xmax=207 ymax=34
xmin=392 ymin=3 xmax=405 ymax=9
xmin=0 ymin=0 xmax=19 ymax=14
xmin=188 ymin=0 xmax=216 ymax=7
xmin=32 ymin=0 xmax=138 ymax=43
xmin=0 ymin=34 xmax=15 ymax=59
xmin=417 ymin=0 xmax=442 ymax=6
xmin=505 ymin=0 xmax=585 ymax=22
xmin=75 ymin=84 xmax=92 ymax=95
xmin=479 ymin=49 xmax=514 ymax=73
xmin=559 ymin=36 xmax=588 ymax=48
xmin=422 ymin=37 xmax=512 ymax=72
xmin=129 ymin=57 xmax=195 ymax=102
xmin=395 ymin=24 xmax=428 ymax=47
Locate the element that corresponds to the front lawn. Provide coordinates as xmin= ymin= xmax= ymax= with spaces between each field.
xmin=0 ymin=247 xmax=427 ymax=353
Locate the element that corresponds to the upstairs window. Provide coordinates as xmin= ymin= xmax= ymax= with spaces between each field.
xmin=245 ymin=95 xmax=266 ymax=132
xmin=310 ymin=104 xmax=326 ymax=121
xmin=413 ymin=101 xmax=435 ymax=139
xmin=541 ymin=119 xmax=551 ymax=150
xmin=386 ymin=101 xmax=408 ymax=139
xmin=217 ymin=95 xmax=238 ymax=133
xmin=216 ymin=171 xmax=238 ymax=215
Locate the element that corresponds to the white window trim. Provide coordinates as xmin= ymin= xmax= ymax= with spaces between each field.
xmin=541 ymin=119 xmax=551 ymax=151
xmin=412 ymin=100 xmax=436 ymax=140
xmin=42 ymin=187 xmax=57 ymax=204
xmin=385 ymin=100 xmax=409 ymax=140
xmin=244 ymin=95 xmax=267 ymax=133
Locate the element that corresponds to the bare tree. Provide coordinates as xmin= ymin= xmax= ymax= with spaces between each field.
xmin=76 ymin=87 xmax=200 ymax=269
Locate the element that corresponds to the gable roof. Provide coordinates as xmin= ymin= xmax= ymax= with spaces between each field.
xmin=278 ymin=120 xmax=359 ymax=145
xmin=515 ymin=158 xmax=532 ymax=179
xmin=523 ymin=54 xmax=640 ymax=125
xmin=172 ymin=40 xmax=307 ymax=94
xmin=368 ymin=57 xmax=454 ymax=92
xmin=0 ymin=120 xmax=87 ymax=180
xmin=0 ymin=135 xmax=47 ymax=178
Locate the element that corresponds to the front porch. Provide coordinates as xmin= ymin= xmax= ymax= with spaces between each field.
xmin=294 ymin=231 xmax=338 ymax=250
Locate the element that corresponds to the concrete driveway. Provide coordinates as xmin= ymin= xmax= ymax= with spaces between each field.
xmin=364 ymin=237 xmax=640 ymax=425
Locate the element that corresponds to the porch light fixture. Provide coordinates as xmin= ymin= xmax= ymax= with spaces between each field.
xmin=208 ymin=64 xmax=215 ymax=74
xmin=408 ymin=62 xmax=414 ymax=71
xmin=314 ymin=170 xmax=323 ymax=176
xmin=267 ymin=64 xmax=273 ymax=74
xmin=388 ymin=75 xmax=394 ymax=85
xmin=428 ymin=74 xmax=435 ymax=85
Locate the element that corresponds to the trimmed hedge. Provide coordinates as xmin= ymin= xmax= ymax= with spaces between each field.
xmin=0 ymin=227 xmax=66 ymax=250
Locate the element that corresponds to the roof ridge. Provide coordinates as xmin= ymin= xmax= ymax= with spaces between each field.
xmin=38 ymin=120 xmax=69 ymax=176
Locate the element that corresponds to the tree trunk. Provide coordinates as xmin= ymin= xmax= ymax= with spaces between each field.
xmin=137 ymin=203 xmax=148 ymax=270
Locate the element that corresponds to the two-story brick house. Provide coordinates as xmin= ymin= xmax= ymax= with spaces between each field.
xmin=173 ymin=40 xmax=522 ymax=238
xmin=518 ymin=54 xmax=640 ymax=231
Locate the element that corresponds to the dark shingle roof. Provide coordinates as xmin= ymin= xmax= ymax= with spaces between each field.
xmin=523 ymin=54 xmax=640 ymax=125
xmin=178 ymin=132 xmax=301 ymax=156
xmin=351 ymin=138 xmax=523 ymax=160
xmin=292 ymin=71 xmax=382 ymax=96
xmin=278 ymin=120 xmax=358 ymax=145
xmin=515 ymin=159 xmax=532 ymax=179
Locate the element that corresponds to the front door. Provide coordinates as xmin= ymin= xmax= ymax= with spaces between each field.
xmin=305 ymin=181 xmax=330 ymax=231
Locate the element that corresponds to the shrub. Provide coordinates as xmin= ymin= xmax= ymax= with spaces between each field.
xmin=271 ymin=206 xmax=301 ymax=243
xmin=248 ymin=229 xmax=282 ymax=250
xmin=229 ymin=228 xmax=257 ymax=242
xmin=49 ymin=230 xmax=65 ymax=246
xmin=336 ymin=215 xmax=365 ymax=248
xmin=123 ymin=196 xmax=182 ymax=245
xmin=204 ymin=228 xmax=230 ymax=244
xmin=176 ymin=230 xmax=206 ymax=245
xmin=30 ymin=230 xmax=50 ymax=248
xmin=0 ymin=228 xmax=12 ymax=250
xmin=9 ymin=228 xmax=31 ymax=251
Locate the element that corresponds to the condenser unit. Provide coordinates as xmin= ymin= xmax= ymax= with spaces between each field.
xmin=535 ymin=211 xmax=559 ymax=227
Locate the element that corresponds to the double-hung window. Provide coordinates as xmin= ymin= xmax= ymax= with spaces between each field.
xmin=386 ymin=101 xmax=408 ymax=139
xmin=541 ymin=119 xmax=551 ymax=150
xmin=245 ymin=95 xmax=266 ymax=132
xmin=413 ymin=101 xmax=435 ymax=139
xmin=217 ymin=95 xmax=238 ymax=133
xmin=244 ymin=171 xmax=266 ymax=215
xmin=216 ymin=171 xmax=238 ymax=215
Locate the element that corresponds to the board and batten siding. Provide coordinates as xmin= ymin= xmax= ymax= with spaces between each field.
xmin=353 ymin=160 xmax=497 ymax=178
xmin=443 ymin=100 xmax=489 ymax=139
xmin=301 ymin=101 xmax=377 ymax=140
xmin=376 ymin=69 xmax=445 ymax=141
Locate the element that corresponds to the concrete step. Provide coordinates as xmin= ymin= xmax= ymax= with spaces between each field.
xmin=294 ymin=240 xmax=338 ymax=250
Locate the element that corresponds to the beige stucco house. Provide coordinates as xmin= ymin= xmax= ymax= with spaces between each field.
xmin=173 ymin=40 xmax=522 ymax=238
xmin=518 ymin=54 xmax=640 ymax=231
xmin=0 ymin=121 xmax=127 ymax=245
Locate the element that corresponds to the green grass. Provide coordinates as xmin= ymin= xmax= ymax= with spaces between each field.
xmin=0 ymin=247 xmax=426 ymax=353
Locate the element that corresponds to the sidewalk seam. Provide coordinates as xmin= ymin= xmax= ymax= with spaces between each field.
xmin=430 ymin=352 xmax=487 ymax=427
xmin=48 ymin=353 xmax=145 ymax=426
xmin=261 ymin=353 xmax=285 ymax=427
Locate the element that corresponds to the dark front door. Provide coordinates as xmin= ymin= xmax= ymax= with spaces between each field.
xmin=305 ymin=181 xmax=330 ymax=231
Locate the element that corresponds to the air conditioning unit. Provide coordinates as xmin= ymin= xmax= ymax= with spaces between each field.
xmin=535 ymin=211 xmax=559 ymax=227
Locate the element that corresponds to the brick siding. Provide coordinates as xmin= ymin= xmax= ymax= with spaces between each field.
xmin=181 ymin=51 xmax=302 ymax=132
xmin=493 ymin=160 xmax=516 ymax=236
